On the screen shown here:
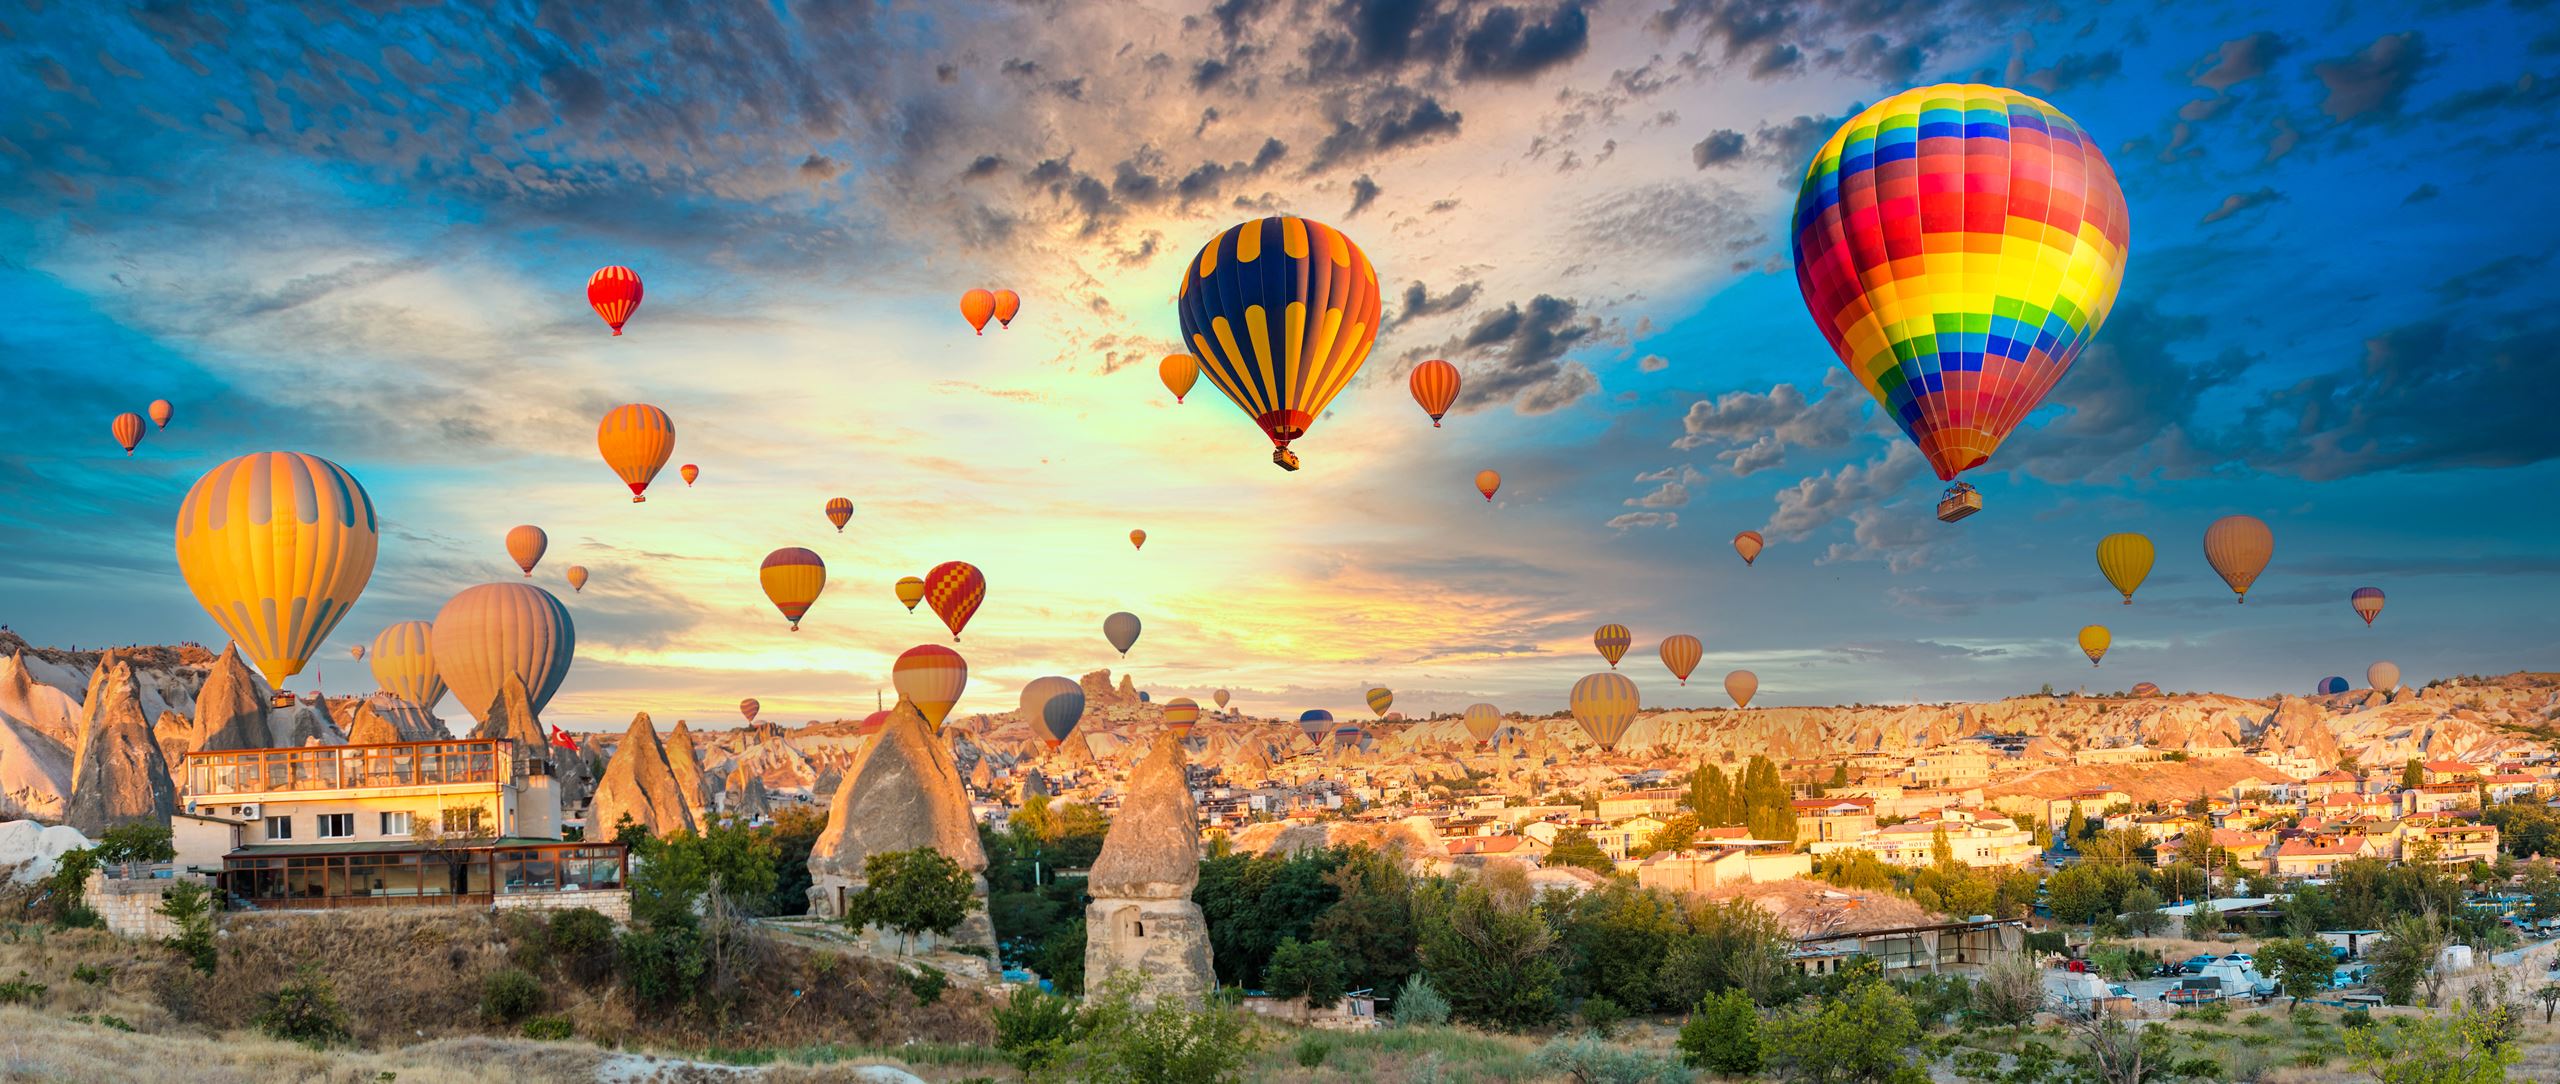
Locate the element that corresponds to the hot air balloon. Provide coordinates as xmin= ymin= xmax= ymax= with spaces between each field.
xmin=112 ymin=413 xmax=144 ymax=455
xmin=349 ymin=645 xmax=365 ymax=660
xmin=175 ymin=452 xmax=379 ymax=697
xmin=1409 ymin=359 xmax=1460 ymax=426
xmin=759 ymin=548 xmax=826 ymax=631
xmin=1365 ymin=687 xmax=1393 ymax=717
xmin=587 ymin=265 xmax=643 ymax=335
xmin=924 ymin=560 xmax=985 ymax=640
xmin=856 ymin=709 xmax=891 ymax=738
xmin=1725 ymin=670 xmax=1758 ymax=709
xmin=1021 ymin=676 xmax=1085 ymax=750
xmin=2096 ymin=533 xmax=2154 ymax=604
xmin=894 ymin=644 xmax=968 ymax=730
xmin=895 ymin=576 xmax=927 ymax=612
xmin=1176 ymin=216 xmax=1382 ymax=471
xmin=1463 ymin=703 xmax=1502 ymax=745
xmin=1130 ymin=529 xmax=1147 ymax=551
xmin=1571 ymin=672 xmax=1641 ymax=752
xmin=1164 ymin=697 xmax=1201 ymax=738
xmin=1791 ymin=85 xmax=2131 ymax=523
xmin=2078 ymin=625 xmax=2111 ymax=667
xmin=1659 ymin=634 xmax=1702 ymax=685
xmin=2129 ymin=682 xmax=2161 ymax=697
xmin=961 ymin=288 xmax=996 ymax=334
xmin=1214 ymin=688 xmax=1231 ymax=711
xmin=826 ymin=498 xmax=855 ymax=533
xmin=1475 ymin=470 xmax=1501 ymax=501
xmin=739 ymin=698 xmax=760 ymax=724
xmin=430 ymin=582 xmax=576 ymax=722
xmin=680 ymin=464 xmax=699 ymax=486
xmin=1139 ymin=691 xmax=1152 ymax=703
xmin=505 ymin=525 xmax=548 ymax=576
xmin=1298 ymin=709 xmax=1334 ymax=744
xmin=369 ymin=620 xmax=446 ymax=711
xmin=1104 ymin=611 xmax=1142 ymax=657
xmin=2204 ymin=515 xmax=2272 ymax=603
xmin=148 ymin=400 xmax=173 ymax=430
xmin=992 ymin=289 xmax=1021 ymax=328
xmin=1160 ymin=354 xmax=1201 ymax=404
xmin=597 ymin=404 xmax=675 ymax=502
xmin=1593 ymin=624 xmax=1631 ymax=668
xmin=2316 ymin=676 xmax=2349 ymax=695
xmin=1331 ymin=724 xmax=1365 ymax=752
xmin=2368 ymin=661 xmax=2400 ymax=692
xmin=1733 ymin=531 xmax=1764 ymax=566
xmin=2351 ymin=587 xmax=2385 ymax=627
xmin=565 ymin=566 xmax=589 ymax=593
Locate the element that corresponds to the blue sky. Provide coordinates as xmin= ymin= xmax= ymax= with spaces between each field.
xmin=3 ymin=1 xmax=2555 ymax=730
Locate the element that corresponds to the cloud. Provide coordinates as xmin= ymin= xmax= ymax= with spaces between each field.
xmin=2240 ymin=317 xmax=2560 ymax=481
xmin=1398 ymin=279 xmax=1483 ymax=322
xmin=1457 ymin=3 xmax=1593 ymax=81
xmin=2198 ymin=187 xmax=2283 ymax=225
xmin=2021 ymin=51 xmax=2122 ymax=93
xmin=1672 ymin=368 xmax=1871 ymax=475
xmin=1606 ymin=512 xmax=1677 ymax=530
xmin=1418 ymin=294 xmax=1604 ymax=415
xmin=1298 ymin=0 xmax=1590 ymax=86
xmin=1765 ymin=441 xmax=1926 ymax=541
xmin=2312 ymin=32 xmax=2428 ymax=122
xmin=2190 ymin=31 xmax=2285 ymax=90
xmin=2402 ymin=183 xmax=2439 ymax=204
xmin=1346 ymin=173 xmax=1382 ymax=217
xmin=1309 ymin=86 xmax=1465 ymax=170
xmin=1637 ymin=354 xmax=1669 ymax=372
xmin=1690 ymin=128 xmax=1747 ymax=167
xmin=1625 ymin=482 xmax=1688 ymax=508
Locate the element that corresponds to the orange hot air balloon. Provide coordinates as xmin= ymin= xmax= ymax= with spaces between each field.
xmin=505 ymin=525 xmax=547 ymax=576
xmin=895 ymin=576 xmax=926 ymax=612
xmin=924 ymin=560 xmax=985 ymax=640
xmin=2203 ymin=514 xmax=2273 ymax=603
xmin=1659 ymin=634 xmax=1702 ymax=685
xmin=369 ymin=621 xmax=446 ymax=712
xmin=1475 ymin=470 xmax=1501 ymax=501
xmin=1570 ymin=672 xmax=1641 ymax=752
xmin=992 ymin=289 xmax=1021 ymax=328
xmin=565 ymin=565 xmax=589 ymax=593
xmin=1214 ymin=688 xmax=1230 ymax=711
xmin=1409 ymin=359 xmax=1461 ymax=426
xmin=825 ymin=498 xmax=855 ymax=533
xmin=1724 ymin=669 xmax=1757 ymax=708
xmin=759 ymin=547 xmax=826 ymax=631
xmin=1176 ymin=215 xmax=1383 ymax=471
xmin=1163 ymin=697 xmax=1201 ymax=738
xmin=894 ymin=644 xmax=969 ymax=731
xmin=960 ymin=289 xmax=996 ymax=335
xmin=680 ymin=464 xmax=699 ymax=486
xmin=1593 ymin=624 xmax=1631 ymax=668
xmin=587 ymin=265 xmax=643 ymax=335
xmin=432 ymin=582 xmax=576 ymax=722
xmin=739 ymin=698 xmax=760 ymax=724
xmin=112 ymin=413 xmax=144 ymax=455
xmin=148 ymin=399 xmax=173 ymax=430
xmin=349 ymin=645 xmax=365 ymax=660
xmin=1734 ymin=531 xmax=1764 ymax=566
xmin=174 ymin=452 xmax=380 ymax=694
xmin=1129 ymin=529 xmax=1147 ymax=550
xmin=1159 ymin=354 xmax=1201 ymax=403
xmin=597 ymin=404 xmax=675 ymax=502
xmin=2077 ymin=625 xmax=2111 ymax=667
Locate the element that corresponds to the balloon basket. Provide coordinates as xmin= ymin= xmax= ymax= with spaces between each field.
xmin=631 ymin=496 xmax=646 ymax=504
xmin=269 ymin=692 xmax=296 ymax=708
xmin=1936 ymin=484 xmax=1982 ymax=523
xmin=1272 ymin=447 xmax=1301 ymax=471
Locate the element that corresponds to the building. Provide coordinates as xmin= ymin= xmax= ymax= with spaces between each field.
xmin=2400 ymin=782 xmax=2477 ymax=817
xmin=1904 ymin=752 xmax=1990 ymax=790
xmin=2045 ymin=789 xmax=2132 ymax=831
xmin=1792 ymin=796 xmax=1877 ymax=845
xmin=2268 ymin=835 xmax=2372 ymax=878
xmin=1809 ymin=816 xmax=2035 ymax=869
xmin=2419 ymin=761 xmax=2479 ymax=785
xmin=1793 ymin=919 xmax=2025 ymax=975
xmin=1635 ymin=841 xmax=1810 ymax=894
xmin=2393 ymin=820 xmax=2500 ymax=866
xmin=175 ymin=738 xmax=627 ymax=914
xmin=1596 ymin=788 xmax=1685 ymax=820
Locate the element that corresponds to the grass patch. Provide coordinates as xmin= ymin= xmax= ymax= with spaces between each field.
xmin=1242 ymin=1024 xmax=1548 ymax=1083
xmin=687 ymin=1040 xmax=1015 ymax=1069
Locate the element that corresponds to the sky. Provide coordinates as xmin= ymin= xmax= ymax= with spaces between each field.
xmin=3 ymin=0 xmax=2556 ymax=732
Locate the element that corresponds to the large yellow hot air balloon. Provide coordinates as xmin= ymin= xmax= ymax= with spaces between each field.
xmin=760 ymin=548 xmax=826 ymax=631
xmin=1733 ymin=531 xmax=1764 ymax=566
xmin=506 ymin=525 xmax=547 ymax=576
xmin=1104 ymin=611 xmax=1142 ymax=657
xmin=895 ymin=576 xmax=926 ymax=613
xmin=1724 ymin=670 xmax=1757 ymax=709
xmin=2077 ymin=625 xmax=2111 ymax=667
xmin=430 ymin=582 xmax=576 ymax=722
xmin=597 ymin=404 xmax=675 ymax=502
xmin=564 ymin=565 xmax=589 ymax=593
xmin=1463 ymin=702 xmax=1503 ymax=744
xmin=1571 ymin=672 xmax=1641 ymax=752
xmin=1593 ymin=624 xmax=1631 ymax=668
xmin=1365 ymin=687 xmax=1394 ymax=717
xmin=368 ymin=620 xmax=445 ymax=711
xmin=2095 ymin=533 xmax=2153 ymax=604
xmin=174 ymin=452 xmax=380 ymax=695
xmin=2204 ymin=515 xmax=2272 ymax=603
xmin=1176 ymin=216 xmax=1382 ymax=471
xmin=1159 ymin=354 xmax=1201 ymax=404
xmin=1659 ymin=634 xmax=1702 ymax=685
xmin=894 ymin=644 xmax=968 ymax=730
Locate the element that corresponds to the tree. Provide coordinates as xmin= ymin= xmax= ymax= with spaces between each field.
xmin=2255 ymin=937 xmax=2335 ymax=1007
xmin=158 ymin=880 xmax=217 ymax=974
xmin=1972 ymin=950 xmax=2045 ymax=1026
xmin=1690 ymin=763 xmax=1735 ymax=826
xmin=1193 ymin=848 xmax=1343 ymax=989
xmin=1414 ymin=864 xmax=1561 ymax=1030
xmin=1563 ymin=880 xmax=1685 ymax=1011
xmin=629 ymin=818 xmax=782 ymax=927
xmin=1263 ymin=937 xmax=1346 ymax=1018
xmin=2371 ymin=913 xmax=2450 ymax=1006
xmin=1636 ymin=813 xmax=1700 ymax=857
xmin=1310 ymin=844 xmax=1418 ymax=994
xmin=1545 ymin=828 xmax=1616 ymax=874
xmin=843 ymin=846 xmax=975 ymax=954
xmin=1056 ymin=973 xmax=1261 ymax=1084
xmin=2401 ymin=758 xmax=2423 ymax=791
xmin=1678 ymin=988 xmax=1762 ymax=1074
xmin=2119 ymin=886 xmax=2166 ymax=936
xmin=2534 ymin=983 xmax=2560 ymax=1025
xmin=2064 ymin=802 xmax=2088 ymax=843
xmin=1760 ymin=979 xmax=1926 ymax=1083
xmin=95 ymin=822 xmax=175 ymax=867
xmin=1830 ymin=763 xmax=1850 ymax=788
xmin=2063 ymin=1014 xmax=2222 ymax=1084
xmin=2344 ymin=1003 xmax=2521 ymax=1084
xmin=1657 ymin=895 xmax=1796 ymax=1009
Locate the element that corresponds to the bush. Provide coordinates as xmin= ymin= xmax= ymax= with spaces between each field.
xmin=618 ymin=925 xmax=707 ymax=1011
xmin=254 ymin=971 xmax=353 ymax=1048
xmin=522 ymin=1015 xmax=574 ymax=1040
xmin=71 ymin=964 xmax=110 ymax=985
xmin=1054 ymin=974 xmax=1261 ymax=1083
xmin=0 ymin=972 xmax=46 ymax=1005
xmin=71 ymin=1013 xmax=135 ymax=1032
xmin=1581 ymin=993 xmax=1628 ymax=1039
xmin=1295 ymin=1034 xmax=1333 ymax=1067
xmin=1533 ymin=1033 xmax=1691 ymax=1083
xmin=2023 ymin=930 xmax=2069 ymax=956
xmin=907 ymin=962 xmax=949 ymax=1006
xmin=480 ymin=966 xmax=545 ymax=1024
xmin=992 ymin=985 xmax=1085 ymax=1071
xmin=2342 ymin=1008 xmax=2375 ymax=1029
xmin=547 ymin=907 xmax=618 ymax=983
xmin=158 ymin=881 xmax=217 ymax=974
xmin=1394 ymin=972 xmax=1451 ymax=1026
xmin=1679 ymin=988 xmax=1762 ymax=1074
xmin=95 ymin=822 xmax=176 ymax=865
xmin=843 ymin=847 xmax=975 ymax=953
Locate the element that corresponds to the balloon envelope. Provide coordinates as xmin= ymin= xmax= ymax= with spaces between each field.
xmin=895 ymin=644 xmax=969 ymax=730
xmin=588 ymin=265 xmax=643 ymax=335
xmin=1297 ymin=709 xmax=1334 ymax=743
xmin=1176 ymin=216 xmax=1381 ymax=466
xmin=175 ymin=452 xmax=380 ymax=689
xmin=826 ymin=498 xmax=854 ymax=532
xmin=1463 ymin=703 xmax=1503 ymax=744
xmin=1659 ymin=634 xmax=1702 ymax=685
xmin=739 ymin=698 xmax=760 ymax=724
xmin=565 ymin=565 xmax=588 ymax=592
xmin=1571 ymin=672 xmax=1641 ymax=752
xmin=1365 ymin=687 xmax=1393 ymax=717
xmin=597 ymin=404 xmax=675 ymax=502
xmin=961 ymin=288 xmax=995 ymax=334
xmin=1103 ymin=611 xmax=1142 ymax=656
xmin=369 ymin=620 xmax=446 ymax=712
xmin=2351 ymin=587 xmax=2384 ymax=626
xmin=2130 ymin=682 xmax=2161 ymax=697
xmin=2317 ymin=676 xmax=2350 ymax=695
xmin=1020 ymin=676 xmax=1085 ymax=748
xmin=2078 ymin=625 xmax=2111 ymax=667
xmin=1725 ymin=670 xmax=1758 ymax=709
xmin=1163 ymin=697 xmax=1201 ymax=738
xmin=759 ymin=548 xmax=826 ymax=631
xmin=112 ymin=413 xmax=144 ymax=455
xmin=430 ymin=582 xmax=575 ymax=723
xmin=148 ymin=399 xmax=173 ymax=429
xmin=506 ymin=525 xmax=548 ymax=576
xmin=1593 ymin=624 xmax=1631 ymax=668
xmin=2204 ymin=515 xmax=2273 ymax=602
xmin=992 ymin=289 xmax=1021 ymax=327
xmin=1409 ymin=359 xmax=1460 ymax=425
xmin=2096 ymin=533 xmax=2154 ymax=604
xmin=1733 ymin=531 xmax=1763 ymax=566
xmin=924 ymin=561 xmax=986 ymax=640
xmin=1214 ymin=688 xmax=1231 ymax=710
xmin=2367 ymin=661 xmax=2399 ymax=692
xmin=1159 ymin=354 xmax=1201 ymax=403
xmin=680 ymin=464 xmax=699 ymax=486
xmin=895 ymin=576 xmax=927 ymax=612
xmin=1475 ymin=470 xmax=1501 ymax=501
xmin=1130 ymin=529 xmax=1147 ymax=550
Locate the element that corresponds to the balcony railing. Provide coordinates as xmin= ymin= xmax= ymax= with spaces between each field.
xmin=183 ymin=739 xmax=516 ymax=796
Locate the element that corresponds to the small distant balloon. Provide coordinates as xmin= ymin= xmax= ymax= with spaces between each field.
xmin=2351 ymin=587 xmax=2385 ymax=627
xmin=1733 ymin=531 xmax=1764 ymax=566
xmin=505 ymin=525 xmax=548 ymax=576
xmin=1593 ymin=624 xmax=1631 ymax=668
xmin=1297 ymin=709 xmax=1333 ymax=744
xmin=1130 ymin=529 xmax=1147 ymax=550
xmin=2096 ymin=533 xmax=2154 ymax=604
xmin=924 ymin=561 xmax=986 ymax=640
xmin=826 ymin=498 xmax=855 ymax=533
xmin=148 ymin=400 xmax=173 ymax=430
xmin=2078 ymin=625 xmax=2111 ymax=667
xmin=349 ymin=645 xmax=365 ymax=661
xmin=1214 ymin=688 xmax=1231 ymax=711
xmin=597 ymin=404 xmax=675 ymax=503
xmin=2203 ymin=515 xmax=2273 ymax=603
xmin=759 ymin=547 xmax=826 ymax=631
xmin=1365 ymin=686 xmax=1393 ymax=717
xmin=1475 ymin=470 xmax=1501 ymax=501
xmin=961 ymin=288 xmax=995 ymax=335
xmin=992 ymin=289 xmax=1021 ymax=328
xmin=1408 ymin=359 xmax=1460 ymax=427
xmin=895 ymin=576 xmax=926 ymax=613
xmin=2316 ymin=676 xmax=2349 ymax=695
xmin=1104 ymin=611 xmax=1142 ymax=657
xmin=112 ymin=413 xmax=144 ymax=456
xmin=739 ymin=698 xmax=760 ymax=724
xmin=894 ymin=644 xmax=968 ymax=731
xmin=1159 ymin=354 xmax=1201 ymax=404
xmin=587 ymin=265 xmax=643 ymax=335
xmin=2367 ymin=661 xmax=2399 ymax=692
xmin=1725 ymin=670 xmax=1757 ymax=709
xmin=1463 ymin=703 xmax=1502 ymax=745
xmin=2130 ymin=682 xmax=2160 ymax=697
xmin=565 ymin=565 xmax=589 ymax=593
xmin=1658 ymin=634 xmax=1702 ymax=685
xmin=680 ymin=464 xmax=699 ymax=486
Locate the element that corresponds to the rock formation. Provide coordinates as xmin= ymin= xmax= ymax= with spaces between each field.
xmin=470 ymin=675 xmax=550 ymax=763
xmin=732 ymin=776 xmax=771 ymax=821
xmin=1085 ymin=731 xmax=1215 ymax=1006
xmin=64 ymin=654 xmax=177 ymax=835
xmin=665 ymin=721 xmax=712 ymax=820
xmin=805 ymin=698 xmax=993 ymax=951
xmin=345 ymin=702 xmax=403 ymax=746
xmin=0 ymin=709 xmax=72 ymax=820
xmin=0 ymin=648 xmax=82 ymax=748
xmin=265 ymin=702 xmax=341 ymax=747
xmin=589 ymin=713 xmax=696 ymax=839
xmin=151 ymin=710 xmax=192 ymax=776
xmin=187 ymin=645 xmax=273 ymax=754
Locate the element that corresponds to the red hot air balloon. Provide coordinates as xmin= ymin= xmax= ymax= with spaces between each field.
xmin=680 ymin=464 xmax=699 ymax=486
xmin=588 ymin=266 xmax=643 ymax=335
xmin=992 ymin=289 xmax=1022 ymax=328
xmin=924 ymin=560 xmax=986 ymax=640
xmin=1409 ymin=360 xmax=1461 ymax=426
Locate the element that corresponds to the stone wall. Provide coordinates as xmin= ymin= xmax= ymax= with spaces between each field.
xmin=85 ymin=869 xmax=212 ymax=940
xmin=493 ymin=888 xmax=631 ymax=922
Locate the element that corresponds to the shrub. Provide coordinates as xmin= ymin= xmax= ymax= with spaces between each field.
xmin=1294 ymin=1034 xmax=1332 ymax=1067
xmin=1055 ymin=974 xmax=1260 ymax=1083
xmin=1678 ymin=988 xmax=1762 ymax=1074
xmin=158 ymin=881 xmax=217 ymax=974
xmin=843 ymin=847 xmax=975 ymax=953
xmin=95 ymin=822 xmax=175 ymax=865
xmin=71 ymin=1013 xmax=135 ymax=1032
xmin=2180 ymin=1001 xmax=2231 ymax=1024
xmin=907 ymin=962 xmax=949 ymax=1006
xmin=1394 ymin=972 xmax=1452 ymax=1026
xmin=2023 ymin=930 xmax=2069 ymax=956
xmin=480 ymin=967 xmax=544 ymax=1024
xmin=2342 ymin=1008 xmax=2375 ymax=1029
xmin=0 ymin=972 xmax=46 ymax=1005
xmin=1581 ymin=993 xmax=1628 ymax=1039
xmin=1533 ymin=1033 xmax=1690 ymax=1083
xmin=522 ymin=1015 xmax=574 ymax=1041
xmin=547 ymin=907 xmax=618 ymax=983
xmin=992 ymin=985 xmax=1085 ymax=1071
xmin=71 ymin=964 xmax=110 ymax=985
xmin=1971 ymin=952 xmax=2045 ymax=1026
xmin=618 ymin=925 xmax=706 ymax=1011
xmin=254 ymin=971 xmax=353 ymax=1048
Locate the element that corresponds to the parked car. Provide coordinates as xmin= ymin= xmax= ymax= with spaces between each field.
xmin=2181 ymin=954 xmax=2219 ymax=974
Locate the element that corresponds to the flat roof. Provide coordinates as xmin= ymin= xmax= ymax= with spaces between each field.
xmin=226 ymin=836 xmax=596 ymax=858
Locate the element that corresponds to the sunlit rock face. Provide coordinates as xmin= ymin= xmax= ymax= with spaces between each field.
xmin=1085 ymin=732 xmax=1214 ymax=1007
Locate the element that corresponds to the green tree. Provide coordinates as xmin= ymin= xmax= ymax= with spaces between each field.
xmin=2371 ymin=913 xmax=2450 ymax=1006
xmin=157 ymin=880 xmax=217 ymax=974
xmin=1637 ymin=813 xmax=1700 ymax=857
xmin=2485 ymin=800 xmax=2560 ymax=859
xmin=2255 ymin=937 xmax=2336 ymax=1007
xmin=1657 ymin=895 xmax=1796 ymax=1008
xmin=95 ymin=822 xmax=175 ymax=866
xmin=2045 ymin=860 xmax=2138 ymax=928
xmin=843 ymin=846 xmax=976 ymax=954
xmin=1263 ymin=937 xmax=1346 ymax=1017
xmin=1193 ymin=847 xmax=1343 ymax=988
xmin=1563 ymin=880 xmax=1684 ymax=1011
xmin=1309 ymin=844 xmax=1418 ymax=994
xmin=2063 ymin=802 xmax=2088 ymax=843
xmin=2118 ymin=886 xmax=2166 ymax=936
xmin=2344 ymin=1003 xmax=2521 ymax=1084
xmin=1691 ymin=763 xmax=1735 ymax=826
xmin=627 ymin=818 xmax=780 ymax=928
xmin=1545 ymin=827 xmax=1616 ymax=874
xmin=1761 ymin=979 xmax=1927 ymax=1083
xmin=1830 ymin=763 xmax=1850 ymax=788
xmin=2401 ymin=758 xmax=2423 ymax=790
xmin=1679 ymin=988 xmax=1763 ymax=1074
xmin=1414 ymin=865 xmax=1561 ymax=1030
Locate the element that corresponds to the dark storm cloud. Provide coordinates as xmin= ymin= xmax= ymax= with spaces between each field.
xmin=1309 ymin=86 xmax=1464 ymax=169
xmin=2022 ymin=51 xmax=2121 ymax=93
xmin=2190 ymin=31 xmax=2285 ymax=90
xmin=1691 ymin=128 xmax=1746 ymax=167
xmin=1399 ymin=280 xmax=1483 ymax=321
xmin=2311 ymin=32 xmax=2429 ymax=122
xmin=1398 ymin=295 xmax=1602 ymax=415
xmin=1457 ymin=4 xmax=1593 ymax=80
xmin=1299 ymin=0 xmax=1589 ymax=86
xmin=2199 ymin=187 xmax=2284 ymax=225
xmin=2241 ymin=318 xmax=2560 ymax=481
xmin=2402 ymin=183 xmax=2440 ymax=204
xmin=1346 ymin=174 xmax=1382 ymax=217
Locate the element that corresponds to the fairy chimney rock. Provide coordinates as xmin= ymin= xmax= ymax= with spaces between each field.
xmin=805 ymin=698 xmax=991 ymax=952
xmin=666 ymin=721 xmax=711 ymax=816
xmin=345 ymin=702 xmax=403 ymax=746
xmin=470 ymin=674 xmax=549 ymax=762
xmin=590 ymin=713 xmax=696 ymax=839
xmin=1084 ymin=731 xmax=1215 ymax=1006
xmin=189 ymin=644 xmax=272 ymax=754
xmin=65 ymin=654 xmax=177 ymax=835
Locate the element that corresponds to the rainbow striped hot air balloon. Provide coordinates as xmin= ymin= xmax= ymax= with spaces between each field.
xmin=1792 ymin=85 xmax=2131 ymax=521
xmin=1176 ymin=215 xmax=1382 ymax=471
xmin=1593 ymin=624 xmax=1632 ymax=668
xmin=1659 ymin=634 xmax=1702 ymax=685
xmin=1020 ymin=676 xmax=1085 ymax=750
xmin=925 ymin=561 xmax=985 ymax=640
xmin=597 ymin=404 xmax=675 ymax=502
xmin=175 ymin=452 xmax=380 ymax=697
xmin=894 ymin=644 xmax=968 ymax=730
xmin=1571 ymin=672 xmax=1641 ymax=752
xmin=1409 ymin=360 xmax=1461 ymax=426
xmin=1163 ymin=697 xmax=1201 ymax=739
xmin=760 ymin=548 xmax=826 ymax=631
xmin=587 ymin=266 xmax=643 ymax=335
xmin=2351 ymin=587 xmax=2385 ymax=627
xmin=1365 ymin=687 xmax=1394 ymax=717
xmin=369 ymin=620 xmax=446 ymax=712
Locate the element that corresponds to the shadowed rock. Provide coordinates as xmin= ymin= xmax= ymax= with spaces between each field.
xmin=1 ymin=648 xmax=82 ymax=747
xmin=806 ymin=698 xmax=989 ymax=951
xmin=65 ymin=654 xmax=176 ymax=835
xmin=345 ymin=702 xmax=403 ymax=746
xmin=469 ymin=675 xmax=549 ymax=764
xmin=666 ymin=720 xmax=711 ymax=819
xmin=188 ymin=645 xmax=272 ymax=754
xmin=590 ymin=713 xmax=696 ymax=839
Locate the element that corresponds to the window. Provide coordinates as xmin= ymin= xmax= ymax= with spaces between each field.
xmin=380 ymin=811 xmax=413 ymax=836
xmin=441 ymin=806 xmax=486 ymax=834
xmin=264 ymin=815 xmax=293 ymax=840
xmin=317 ymin=813 xmax=354 ymax=839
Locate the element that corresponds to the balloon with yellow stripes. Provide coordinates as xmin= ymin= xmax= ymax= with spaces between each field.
xmin=1174 ymin=215 xmax=1382 ymax=471
xmin=174 ymin=451 xmax=380 ymax=693
xmin=1571 ymin=672 xmax=1641 ymax=752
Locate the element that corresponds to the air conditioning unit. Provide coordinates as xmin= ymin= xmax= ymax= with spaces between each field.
xmin=234 ymin=804 xmax=260 ymax=819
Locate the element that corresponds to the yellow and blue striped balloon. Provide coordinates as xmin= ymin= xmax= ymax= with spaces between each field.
xmin=174 ymin=452 xmax=379 ymax=690
xmin=1175 ymin=216 xmax=1382 ymax=468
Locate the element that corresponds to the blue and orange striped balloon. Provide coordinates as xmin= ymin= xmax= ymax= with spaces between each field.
xmin=1175 ymin=216 xmax=1382 ymax=468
